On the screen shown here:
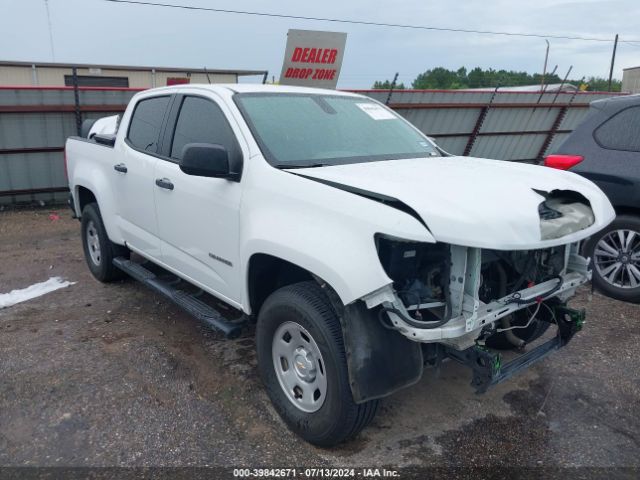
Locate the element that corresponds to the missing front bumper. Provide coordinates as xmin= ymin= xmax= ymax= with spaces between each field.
xmin=443 ymin=305 xmax=585 ymax=393
xmin=371 ymin=242 xmax=591 ymax=349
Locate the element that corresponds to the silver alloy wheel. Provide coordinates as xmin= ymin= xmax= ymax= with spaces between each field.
xmin=86 ymin=220 xmax=102 ymax=266
xmin=272 ymin=321 xmax=327 ymax=413
xmin=594 ymin=229 xmax=640 ymax=289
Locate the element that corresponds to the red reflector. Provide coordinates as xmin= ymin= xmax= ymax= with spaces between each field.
xmin=543 ymin=154 xmax=584 ymax=170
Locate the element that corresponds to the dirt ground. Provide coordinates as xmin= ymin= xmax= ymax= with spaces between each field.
xmin=0 ymin=208 xmax=639 ymax=473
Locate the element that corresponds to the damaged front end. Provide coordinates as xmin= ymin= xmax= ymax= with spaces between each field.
xmin=351 ymin=235 xmax=590 ymax=396
xmin=368 ymin=237 xmax=589 ymax=350
xmin=326 ymin=167 xmax=611 ymax=401
xmin=538 ymin=189 xmax=595 ymax=241
xmin=366 ymin=189 xmax=594 ymax=351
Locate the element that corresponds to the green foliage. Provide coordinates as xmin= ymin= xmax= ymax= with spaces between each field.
xmin=582 ymin=76 xmax=622 ymax=92
xmin=373 ymin=67 xmax=622 ymax=92
xmin=372 ymin=79 xmax=406 ymax=90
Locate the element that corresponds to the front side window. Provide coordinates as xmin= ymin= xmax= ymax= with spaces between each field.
xmin=127 ymin=96 xmax=170 ymax=153
xmin=234 ymin=93 xmax=439 ymax=168
xmin=170 ymin=96 xmax=239 ymax=160
xmin=594 ymin=106 xmax=640 ymax=153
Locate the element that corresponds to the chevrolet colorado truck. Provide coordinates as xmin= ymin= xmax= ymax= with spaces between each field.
xmin=66 ymin=84 xmax=615 ymax=446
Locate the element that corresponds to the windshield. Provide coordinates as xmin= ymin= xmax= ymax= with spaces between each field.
xmin=234 ymin=93 xmax=439 ymax=168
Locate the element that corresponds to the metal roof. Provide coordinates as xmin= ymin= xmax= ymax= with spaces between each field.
xmin=0 ymin=60 xmax=267 ymax=77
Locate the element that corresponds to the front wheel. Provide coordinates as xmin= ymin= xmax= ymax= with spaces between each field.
xmin=585 ymin=214 xmax=640 ymax=303
xmin=256 ymin=282 xmax=378 ymax=447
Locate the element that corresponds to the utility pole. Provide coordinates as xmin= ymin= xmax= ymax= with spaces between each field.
xmin=44 ymin=0 xmax=56 ymax=61
xmin=608 ymin=34 xmax=619 ymax=92
xmin=541 ymin=39 xmax=550 ymax=90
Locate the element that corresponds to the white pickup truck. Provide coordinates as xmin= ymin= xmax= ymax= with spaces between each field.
xmin=66 ymin=84 xmax=614 ymax=446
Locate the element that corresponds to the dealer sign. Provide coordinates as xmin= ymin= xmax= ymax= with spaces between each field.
xmin=279 ymin=29 xmax=347 ymax=89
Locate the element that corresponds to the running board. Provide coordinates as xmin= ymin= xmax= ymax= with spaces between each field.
xmin=113 ymin=257 xmax=246 ymax=339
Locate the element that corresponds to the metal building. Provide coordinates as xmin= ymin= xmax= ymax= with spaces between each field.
xmin=622 ymin=66 xmax=640 ymax=94
xmin=0 ymin=60 xmax=268 ymax=88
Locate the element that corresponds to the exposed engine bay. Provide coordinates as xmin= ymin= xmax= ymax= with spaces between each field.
xmin=372 ymin=236 xmax=590 ymax=350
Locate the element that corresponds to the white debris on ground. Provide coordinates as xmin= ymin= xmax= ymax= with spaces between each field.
xmin=0 ymin=277 xmax=75 ymax=309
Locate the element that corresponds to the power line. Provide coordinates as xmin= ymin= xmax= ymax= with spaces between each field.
xmin=101 ymin=0 xmax=634 ymax=43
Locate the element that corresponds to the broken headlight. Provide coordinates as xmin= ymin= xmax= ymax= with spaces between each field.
xmin=375 ymin=235 xmax=448 ymax=307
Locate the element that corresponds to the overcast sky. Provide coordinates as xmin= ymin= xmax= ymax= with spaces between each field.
xmin=1 ymin=0 xmax=639 ymax=88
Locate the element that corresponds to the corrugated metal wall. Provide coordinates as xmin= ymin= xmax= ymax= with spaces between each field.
xmin=358 ymin=89 xmax=622 ymax=162
xmin=0 ymin=86 xmax=624 ymax=205
xmin=0 ymin=87 xmax=139 ymax=205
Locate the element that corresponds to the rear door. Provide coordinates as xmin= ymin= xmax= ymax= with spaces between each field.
xmin=113 ymin=95 xmax=172 ymax=258
xmin=152 ymin=93 xmax=244 ymax=306
xmin=567 ymin=105 xmax=640 ymax=208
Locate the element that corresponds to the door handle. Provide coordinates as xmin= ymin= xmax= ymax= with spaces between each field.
xmin=155 ymin=178 xmax=174 ymax=190
xmin=113 ymin=163 xmax=128 ymax=173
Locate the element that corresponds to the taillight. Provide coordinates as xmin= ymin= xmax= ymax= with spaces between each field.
xmin=543 ymin=154 xmax=584 ymax=170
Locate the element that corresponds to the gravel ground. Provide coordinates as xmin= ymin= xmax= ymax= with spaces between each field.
xmin=0 ymin=208 xmax=639 ymax=474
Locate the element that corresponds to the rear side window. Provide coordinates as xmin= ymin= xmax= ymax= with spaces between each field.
xmin=127 ymin=96 xmax=170 ymax=153
xmin=594 ymin=106 xmax=640 ymax=152
xmin=170 ymin=96 xmax=239 ymax=160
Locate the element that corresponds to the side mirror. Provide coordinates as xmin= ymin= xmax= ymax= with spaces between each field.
xmin=179 ymin=143 xmax=232 ymax=179
xmin=94 ymin=133 xmax=116 ymax=147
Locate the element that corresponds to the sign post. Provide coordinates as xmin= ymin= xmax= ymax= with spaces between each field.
xmin=279 ymin=29 xmax=347 ymax=89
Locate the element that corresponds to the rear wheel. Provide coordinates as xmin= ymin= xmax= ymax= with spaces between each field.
xmin=585 ymin=214 xmax=640 ymax=303
xmin=256 ymin=281 xmax=378 ymax=447
xmin=81 ymin=203 xmax=128 ymax=282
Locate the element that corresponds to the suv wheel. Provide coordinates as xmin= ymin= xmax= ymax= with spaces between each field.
xmin=81 ymin=203 xmax=129 ymax=282
xmin=256 ymin=281 xmax=378 ymax=447
xmin=585 ymin=214 xmax=640 ymax=303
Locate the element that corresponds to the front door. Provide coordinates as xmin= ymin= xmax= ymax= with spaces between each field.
xmin=153 ymin=94 xmax=244 ymax=306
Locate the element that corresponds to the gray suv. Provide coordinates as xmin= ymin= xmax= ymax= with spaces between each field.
xmin=546 ymin=94 xmax=640 ymax=303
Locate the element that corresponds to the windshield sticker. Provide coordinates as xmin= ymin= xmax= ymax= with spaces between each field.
xmin=356 ymin=103 xmax=397 ymax=120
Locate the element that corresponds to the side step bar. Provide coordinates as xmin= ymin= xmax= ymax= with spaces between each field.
xmin=113 ymin=257 xmax=246 ymax=339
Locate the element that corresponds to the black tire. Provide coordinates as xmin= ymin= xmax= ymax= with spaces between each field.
xmin=81 ymin=203 xmax=128 ymax=282
xmin=256 ymin=281 xmax=378 ymax=447
xmin=584 ymin=214 xmax=640 ymax=303
xmin=485 ymin=304 xmax=551 ymax=350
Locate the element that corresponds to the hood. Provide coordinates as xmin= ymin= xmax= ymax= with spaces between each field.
xmin=289 ymin=156 xmax=615 ymax=250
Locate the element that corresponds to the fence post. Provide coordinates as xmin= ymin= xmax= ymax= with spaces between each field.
xmin=72 ymin=67 xmax=82 ymax=136
xmin=463 ymin=86 xmax=499 ymax=156
xmin=536 ymin=105 xmax=569 ymax=163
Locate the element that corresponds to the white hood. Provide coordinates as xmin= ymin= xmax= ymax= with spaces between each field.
xmin=291 ymin=156 xmax=615 ymax=250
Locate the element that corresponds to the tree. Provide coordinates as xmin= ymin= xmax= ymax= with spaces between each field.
xmin=412 ymin=67 xmax=468 ymax=89
xmin=376 ymin=67 xmax=622 ymax=91
xmin=372 ymin=79 xmax=406 ymax=89
xmin=582 ymin=76 xmax=622 ymax=92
